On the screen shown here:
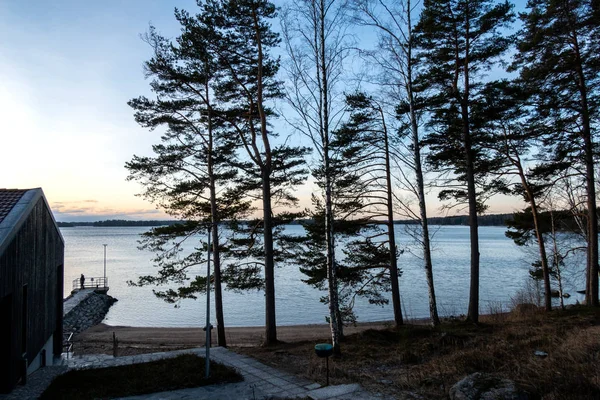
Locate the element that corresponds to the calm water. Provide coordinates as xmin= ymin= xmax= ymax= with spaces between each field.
xmin=61 ymin=225 xmax=587 ymax=327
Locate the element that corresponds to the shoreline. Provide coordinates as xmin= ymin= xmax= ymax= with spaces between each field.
xmin=72 ymin=311 xmax=520 ymax=357
xmin=73 ymin=320 xmax=417 ymax=355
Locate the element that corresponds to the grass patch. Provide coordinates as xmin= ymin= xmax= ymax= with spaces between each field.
xmin=235 ymin=307 xmax=600 ymax=399
xmin=40 ymin=354 xmax=243 ymax=400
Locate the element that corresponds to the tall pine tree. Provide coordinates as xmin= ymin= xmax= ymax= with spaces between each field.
xmin=414 ymin=0 xmax=514 ymax=322
xmin=293 ymin=112 xmax=394 ymax=331
xmin=513 ymin=0 xmax=600 ymax=306
xmin=126 ymin=16 xmax=250 ymax=346
xmin=478 ymin=79 xmax=554 ymax=311
xmin=341 ymin=93 xmax=404 ymax=326
xmin=351 ymin=0 xmax=441 ymax=326
xmin=202 ymin=0 xmax=309 ymax=344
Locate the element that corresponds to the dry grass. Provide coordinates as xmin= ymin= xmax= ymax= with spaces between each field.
xmin=234 ymin=306 xmax=600 ymax=399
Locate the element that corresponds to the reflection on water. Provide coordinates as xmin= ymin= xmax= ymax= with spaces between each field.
xmin=61 ymin=225 xmax=586 ymax=327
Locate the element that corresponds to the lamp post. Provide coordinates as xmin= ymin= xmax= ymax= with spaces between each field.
xmin=103 ymin=244 xmax=107 ymax=288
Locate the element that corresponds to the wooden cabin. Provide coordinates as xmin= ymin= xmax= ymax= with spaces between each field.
xmin=0 ymin=188 xmax=64 ymax=393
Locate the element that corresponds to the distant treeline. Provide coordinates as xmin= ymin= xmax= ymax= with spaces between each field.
xmin=399 ymin=214 xmax=513 ymax=227
xmin=57 ymin=220 xmax=181 ymax=227
xmin=57 ymin=214 xmax=513 ymax=228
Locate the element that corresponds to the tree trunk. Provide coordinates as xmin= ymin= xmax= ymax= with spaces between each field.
xmin=571 ymin=0 xmax=598 ymax=308
xmin=318 ymin=0 xmax=342 ymax=354
xmin=325 ymin=153 xmax=341 ymax=352
xmin=579 ymin=86 xmax=598 ymax=308
xmin=324 ymin=109 xmax=342 ymax=353
xmin=528 ymin=193 xmax=552 ymax=311
xmin=381 ymin=107 xmax=403 ymax=327
xmin=407 ymin=1 xmax=439 ymax=326
xmin=550 ymin=210 xmax=565 ymax=310
xmin=206 ymin=78 xmax=227 ymax=347
xmin=464 ymin=117 xmax=480 ymax=323
xmin=462 ymin=10 xmax=479 ymax=323
xmin=514 ymin=160 xmax=552 ymax=311
xmin=252 ymin=4 xmax=278 ymax=343
xmin=412 ymin=116 xmax=439 ymax=326
xmin=207 ymin=121 xmax=227 ymax=347
xmin=583 ymin=125 xmax=598 ymax=307
xmin=262 ymin=173 xmax=277 ymax=345
xmin=529 ymin=196 xmax=552 ymax=311
xmin=210 ymin=219 xmax=226 ymax=346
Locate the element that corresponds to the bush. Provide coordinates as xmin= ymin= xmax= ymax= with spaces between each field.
xmin=510 ymin=279 xmax=543 ymax=311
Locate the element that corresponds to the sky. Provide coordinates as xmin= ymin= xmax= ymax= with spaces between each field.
xmin=0 ymin=0 xmax=527 ymax=222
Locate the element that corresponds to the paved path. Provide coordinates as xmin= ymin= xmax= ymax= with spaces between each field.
xmin=0 ymin=364 xmax=67 ymax=400
xmin=68 ymin=347 xmax=385 ymax=399
xmin=3 ymin=347 xmax=389 ymax=399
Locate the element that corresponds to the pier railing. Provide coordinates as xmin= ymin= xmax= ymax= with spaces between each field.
xmin=72 ymin=277 xmax=109 ymax=291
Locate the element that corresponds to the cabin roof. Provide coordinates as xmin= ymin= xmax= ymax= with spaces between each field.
xmin=0 ymin=188 xmax=64 ymax=255
xmin=0 ymin=189 xmax=29 ymax=224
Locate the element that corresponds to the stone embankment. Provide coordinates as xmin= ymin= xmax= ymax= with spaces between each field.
xmin=63 ymin=291 xmax=117 ymax=334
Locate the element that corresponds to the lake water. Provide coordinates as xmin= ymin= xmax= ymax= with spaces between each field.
xmin=61 ymin=225 xmax=587 ymax=328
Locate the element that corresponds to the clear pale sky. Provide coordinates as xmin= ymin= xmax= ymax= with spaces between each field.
xmin=0 ymin=0 xmax=526 ymax=222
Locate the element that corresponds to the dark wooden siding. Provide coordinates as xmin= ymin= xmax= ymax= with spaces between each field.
xmin=0 ymin=198 xmax=64 ymax=392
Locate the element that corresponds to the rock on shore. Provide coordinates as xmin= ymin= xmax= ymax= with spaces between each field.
xmin=450 ymin=372 xmax=529 ymax=400
xmin=64 ymin=292 xmax=117 ymax=334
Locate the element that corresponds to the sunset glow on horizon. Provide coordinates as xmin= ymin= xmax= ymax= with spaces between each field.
xmin=0 ymin=0 xmax=527 ymax=222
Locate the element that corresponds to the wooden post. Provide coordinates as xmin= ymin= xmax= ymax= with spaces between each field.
xmin=112 ymin=332 xmax=118 ymax=357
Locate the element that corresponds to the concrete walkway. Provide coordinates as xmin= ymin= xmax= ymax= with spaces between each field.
xmin=2 ymin=347 xmax=389 ymax=399
xmin=0 ymin=363 xmax=67 ymax=400
xmin=67 ymin=347 xmax=386 ymax=399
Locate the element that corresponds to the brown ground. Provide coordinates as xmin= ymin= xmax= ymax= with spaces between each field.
xmin=73 ymin=320 xmax=395 ymax=356
xmin=237 ymin=308 xmax=600 ymax=399
xmin=74 ymin=308 xmax=600 ymax=399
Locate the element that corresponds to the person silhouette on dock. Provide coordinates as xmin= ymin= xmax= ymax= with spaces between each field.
xmin=80 ymin=274 xmax=85 ymax=289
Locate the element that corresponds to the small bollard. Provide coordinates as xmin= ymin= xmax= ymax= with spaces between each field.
xmin=112 ymin=332 xmax=119 ymax=357
xmin=314 ymin=343 xmax=333 ymax=386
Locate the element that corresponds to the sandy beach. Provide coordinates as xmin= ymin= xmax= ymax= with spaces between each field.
xmin=73 ymin=321 xmax=397 ymax=355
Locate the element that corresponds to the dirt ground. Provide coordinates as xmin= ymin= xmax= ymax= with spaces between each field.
xmin=236 ymin=308 xmax=600 ymax=399
xmin=73 ymin=320 xmax=394 ymax=356
xmin=73 ymin=308 xmax=600 ymax=399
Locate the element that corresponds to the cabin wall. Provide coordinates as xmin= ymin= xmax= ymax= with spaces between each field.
xmin=0 ymin=198 xmax=64 ymax=393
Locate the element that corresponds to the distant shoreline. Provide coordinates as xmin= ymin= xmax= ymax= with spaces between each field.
xmin=57 ymin=213 xmax=513 ymax=228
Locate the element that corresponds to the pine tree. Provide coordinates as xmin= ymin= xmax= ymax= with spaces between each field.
xmin=293 ymin=118 xmax=392 ymax=329
xmin=513 ymin=0 xmax=600 ymax=306
xmin=506 ymin=178 xmax=591 ymax=309
xmin=339 ymin=93 xmax=404 ymax=326
xmin=351 ymin=0 xmax=441 ymax=326
xmin=478 ymin=80 xmax=554 ymax=311
xmin=202 ymin=0 xmax=309 ymax=344
xmin=414 ymin=0 xmax=514 ymax=322
xmin=126 ymin=17 xmax=250 ymax=346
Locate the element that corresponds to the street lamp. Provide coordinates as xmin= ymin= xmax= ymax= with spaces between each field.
xmin=103 ymin=244 xmax=107 ymax=288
